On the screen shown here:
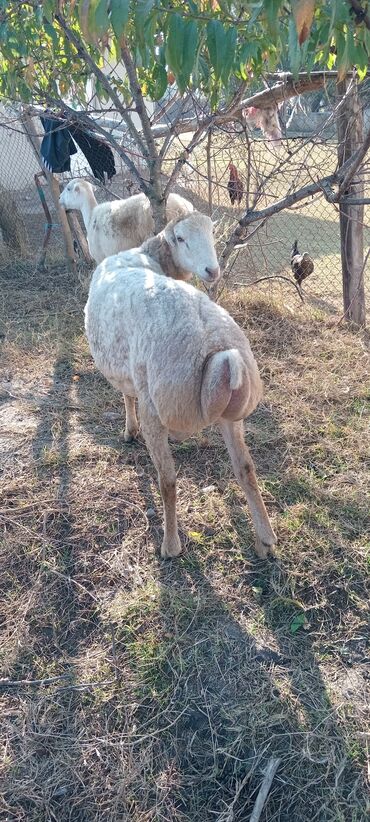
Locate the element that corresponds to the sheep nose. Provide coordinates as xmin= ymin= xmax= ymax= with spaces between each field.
xmin=205 ymin=266 xmax=220 ymax=282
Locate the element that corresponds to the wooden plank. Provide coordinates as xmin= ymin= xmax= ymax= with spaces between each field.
xmin=336 ymin=80 xmax=366 ymax=327
xmin=21 ymin=111 xmax=76 ymax=272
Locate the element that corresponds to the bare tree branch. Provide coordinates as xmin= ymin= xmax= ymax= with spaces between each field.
xmin=120 ymin=37 xmax=166 ymax=228
xmin=152 ymin=74 xmax=327 ymax=139
xmin=120 ymin=37 xmax=158 ymax=165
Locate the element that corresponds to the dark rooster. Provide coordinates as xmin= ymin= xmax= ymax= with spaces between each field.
xmin=227 ymin=162 xmax=244 ymax=206
xmin=291 ymin=240 xmax=314 ymax=286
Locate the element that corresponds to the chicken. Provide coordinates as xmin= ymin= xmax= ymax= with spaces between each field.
xmin=243 ymin=105 xmax=283 ymax=149
xmin=227 ymin=162 xmax=244 ymax=206
xmin=291 ymin=240 xmax=314 ymax=286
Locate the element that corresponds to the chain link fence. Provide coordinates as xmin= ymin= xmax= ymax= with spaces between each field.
xmin=0 ymin=104 xmax=369 ymax=320
xmin=171 ymin=129 xmax=370 ymax=317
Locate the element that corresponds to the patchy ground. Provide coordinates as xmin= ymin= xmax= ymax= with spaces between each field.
xmin=0 ymin=263 xmax=369 ymax=821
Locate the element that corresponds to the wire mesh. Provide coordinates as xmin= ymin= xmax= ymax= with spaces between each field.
xmin=0 ymin=103 xmax=368 ymax=321
xmin=171 ymin=131 xmax=370 ymax=317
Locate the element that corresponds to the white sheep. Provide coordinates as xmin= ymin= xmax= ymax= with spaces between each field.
xmin=84 ymin=214 xmax=276 ymax=560
xmin=117 ymin=211 xmax=220 ymax=285
xmin=59 ymin=178 xmax=194 ymax=264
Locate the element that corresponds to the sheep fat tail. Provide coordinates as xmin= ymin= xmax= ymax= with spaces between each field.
xmin=200 ymin=349 xmax=250 ymax=425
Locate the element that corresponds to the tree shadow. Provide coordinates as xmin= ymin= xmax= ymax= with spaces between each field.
xmin=43 ymin=302 xmax=367 ymax=820
xmin=1 ymin=351 xmax=103 ymax=820
xmin=93 ymin=403 xmax=367 ymax=819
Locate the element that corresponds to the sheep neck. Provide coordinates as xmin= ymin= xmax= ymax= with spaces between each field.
xmin=143 ymin=234 xmax=190 ymax=281
xmin=80 ymin=189 xmax=98 ymax=232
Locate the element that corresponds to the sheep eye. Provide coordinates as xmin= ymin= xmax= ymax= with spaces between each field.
xmin=176 ymin=236 xmax=185 ymax=243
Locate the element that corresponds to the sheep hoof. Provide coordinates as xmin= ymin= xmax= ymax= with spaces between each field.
xmin=124 ymin=428 xmax=139 ymax=443
xmin=254 ymin=534 xmax=277 ymax=559
xmin=161 ymin=535 xmax=182 ymax=559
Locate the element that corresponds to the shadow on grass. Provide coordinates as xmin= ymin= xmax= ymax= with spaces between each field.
xmin=2 ymin=297 xmax=367 ymax=820
xmin=95 ymin=406 xmax=367 ymax=819
xmin=1 ymin=349 xmax=104 ymax=820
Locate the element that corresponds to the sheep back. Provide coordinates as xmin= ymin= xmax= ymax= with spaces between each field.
xmin=90 ymin=193 xmax=154 ymax=261
xmin=85 ymin=260 xmax=262 ymax=434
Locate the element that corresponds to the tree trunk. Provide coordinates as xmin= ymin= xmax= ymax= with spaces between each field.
xmin=336 ymin=79 xmax=366 ymax=328
xmin=149 ymin=157 xmax=167 ymax=233
xmin=207 ymin=129 xmax=213 ymax=216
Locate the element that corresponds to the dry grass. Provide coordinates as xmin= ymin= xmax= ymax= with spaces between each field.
xmin=0 ymin=260 xmax=369 ymax=821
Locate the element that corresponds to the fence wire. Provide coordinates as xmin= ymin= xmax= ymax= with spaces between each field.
xmin=0 ymin=105 xmax=368 ymax=321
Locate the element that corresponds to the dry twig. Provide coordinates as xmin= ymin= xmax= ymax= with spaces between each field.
xmin=249 ymin=758 xmax=281 ymax=822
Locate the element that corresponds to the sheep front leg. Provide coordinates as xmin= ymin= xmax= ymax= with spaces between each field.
xmin=219 ymin=419 xmax=277 ymax=558
xmin=123 ymin=395 xmax=139 ymax=442
xmin=139 ymin=402 xmax=182 ymax=558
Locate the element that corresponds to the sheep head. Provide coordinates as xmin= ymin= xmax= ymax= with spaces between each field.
xmin=59 ymin=178 xmax=95 ymax=212
xmin=164 ymin=212 xmax=220 ymax=284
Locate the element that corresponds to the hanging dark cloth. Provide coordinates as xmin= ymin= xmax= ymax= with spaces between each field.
xmin=40 ymin=114 xmax=116 ymax=182
xmin=68 ymin=124 xmax=116 ymax=182
xmin=40 ymin=115 xmax=77 ymax=173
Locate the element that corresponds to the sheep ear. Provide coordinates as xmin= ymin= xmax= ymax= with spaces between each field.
xmin=74 ymin=184 xmax=80 ymax=193
xmin=166 ymin=225 xmax=177 ymax=247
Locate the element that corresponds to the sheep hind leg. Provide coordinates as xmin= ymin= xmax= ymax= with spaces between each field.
xmin=139 ymin=402 xmax=182 ymax=559
xmin=123 ymin=395 xmax=139 ymax=442
xmin=219 ymin=419 xmax=277 ymax=558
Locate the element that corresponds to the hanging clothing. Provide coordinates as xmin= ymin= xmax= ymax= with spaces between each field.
xmin=40 ymin=114 xmax=116 ymax=182
xmin=40 ymin=115 xmax=77 ymax=173
xmin=68 ymin=124 xmax=116 ymax=182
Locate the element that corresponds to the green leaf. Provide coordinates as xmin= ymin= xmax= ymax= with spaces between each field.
xmin=198 ymin=54 xmax=210 ymax=85
xmin=42 ymin=0 xmax=55 ymax=24
xmin=210 ymin=83 xmax=221 ymax=110
xmin=109 ymin=0 xmax=129 ymax=38
xmin=94 ymin=0 xmax=110 ymax=35
xmin=166 ymin=13 xmax=184 ymax=75
xmin=158 ymin=43 xmax=166 ymax=67
xmin=44 ymin=20 xmax=58 ymax=49
xmin=290 ymin=612 xmax=307 ymax=634
xmin=221 ymin=26 xmax=237 ymax=84
xmin=288 ymin=16 xmax=301 ymax=77
xmin=35 ymin=5 xmax=44 ymax=27
xmin=181 ymin=19 xmax=197 ymax=86
xmin=0 ymin=21 xmax=8 ymax=43
xmin=152 ymin=62 xmax=168 ymax=100
xmin=336 ymin=31 xmax=350 ymax=81
xmin=166 ymin=15 xmax=197 ymax=94
xmin=135 ymin=0 xmax=155 ymax=36
xmin=94 ymin=77 xmax=110 ymax=101
xmin=263 ymin=0 xmax=283 ymax=38
xmin=239 ymin=41 xmax=260 ymax=63
xmin=207 ymin=19 xmax=227 ymax=82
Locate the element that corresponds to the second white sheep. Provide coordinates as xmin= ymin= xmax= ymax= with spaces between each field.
xmin=59 ymin=178 xmax=194 ymax=264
